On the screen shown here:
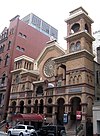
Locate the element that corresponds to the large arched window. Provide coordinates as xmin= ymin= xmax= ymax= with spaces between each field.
xmin=20 ymin=100 xmax=24 ymax=113
xmin=71 ymin=23 xmax=80 ymax=33
xmin=27 ymin=100 xmax=31 ymax=113
xmin=12 ymin=101 xmax=16 ymax=114
xmin=34 ymin=100 xmax=38 ymax=113
xmin=39 ymin=99 xmax=43 ymax=114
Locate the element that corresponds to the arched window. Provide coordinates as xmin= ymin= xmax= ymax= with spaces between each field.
xmin=75 ymin=41 xmax=81 ymax=51
xmin=71 ymin=23 xmax=80 ymax=33
xmin=0 ymin=57 xmax=2 ymax=65
xmin=20 ymin=101 xmax=24 ymax=113
xmin=16 ymin=46 xmax=20 ymax=50
xmin=12 ymin=101 xmax=16 ymax=114
xmin=39 ymin=99 xmax=43 ymax=114
xmin=36 ymin=85 xmax=43 ymax=95
xmin=21 ymin=48 xmax=25 ymax=52
xmin=5 ymin=54 xmax=10 ymax=66
xmin=16 ymin=75 xmax=20 ymax=83
xmin=70 ymin=43 xmax=75 ymax=52
xmin=85 ymin=23 xmax=89 ymax=33
xmin=34 ymin=100 xmax=38 ymax=113
xmin=7 ymin=41 xmax=11 ymax=50
xmin=2 ymin=44 xmax=5 ymax=52
xmin=1 ymin=73 xmax=6 ymax=85
xmin=47 ymin=98 xmax=52 ymax=115
xmin=27 ymin=100 xmax=31 ymax=113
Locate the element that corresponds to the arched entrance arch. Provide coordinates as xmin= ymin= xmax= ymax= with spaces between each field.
xmin=57 ymin=98 xmax=65 ymax=125
xmin=11 ymin=101 xmax=16 ymax=114
xmin=20 ymin=100 xmax=24 ymax=113
xmin=70 ymin=97 xmax=81 ymax=120
xmin=34 ymin=100 xmax=38 ymax=113
xmin=27 ymin=100 xmax=31 ymax=113
xmin=39 ymin=99 xmax=43 ymax=114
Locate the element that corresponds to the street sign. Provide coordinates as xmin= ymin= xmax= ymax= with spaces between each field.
xmin=63 ymin=113 xmax=68 ymax=124
xmin=76 ymin=111 xmax=82 ymax=120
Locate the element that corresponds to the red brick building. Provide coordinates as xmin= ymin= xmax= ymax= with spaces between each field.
xmin=0 ymin=14 xmax=58 ymax=120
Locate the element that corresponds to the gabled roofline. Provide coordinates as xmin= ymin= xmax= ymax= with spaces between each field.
xmin=36 ymin=40 xmax=65 ymax=64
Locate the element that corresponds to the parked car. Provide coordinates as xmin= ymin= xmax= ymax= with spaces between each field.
xmin=7 ymin=124 xmax=38 ymax=136
xmin=37 ymin=125 xmax=67 ymax=136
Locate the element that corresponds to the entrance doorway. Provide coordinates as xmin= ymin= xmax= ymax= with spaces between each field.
xmin=57 ymin=98 xmax=65 ymax=125
xmin=70 ymin=97 xmax=81 ymax=120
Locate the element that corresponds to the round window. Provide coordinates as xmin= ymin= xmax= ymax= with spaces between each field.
xmin=43 ymin=58 xmax=55 ymax=77
xmin=48 ymin=98 xmax=52 ymax=103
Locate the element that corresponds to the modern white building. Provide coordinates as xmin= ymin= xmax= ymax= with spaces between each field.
xmin=93 ymin=30 xmax=100 ymax=61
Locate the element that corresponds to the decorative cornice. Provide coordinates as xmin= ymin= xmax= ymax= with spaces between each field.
xmin=66 ymin=67 xmax=94 ymax=75
xmin=53 ymin=49 xmax=94 ymax=63
xmin=64 ymin=30 xmax=95 ymax=42
xmin=14 ymin=55 xmax=34 ymax=62
xmin=65 ymin=8 xmax=93 ymax=24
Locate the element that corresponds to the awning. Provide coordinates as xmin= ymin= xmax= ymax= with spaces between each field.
xmin=12 ymin=113 xmax=44 ymax=122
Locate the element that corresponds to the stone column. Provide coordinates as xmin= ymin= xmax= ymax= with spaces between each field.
xmin=24 ymin=98 xmax=27 ymax=113
xmin=81 ymin=93 xmax=87 ymax=136
xmin=16 ymin=99 xmax=20 ymax=113
xmin=52 ymin=105 xmax=57 ymax=124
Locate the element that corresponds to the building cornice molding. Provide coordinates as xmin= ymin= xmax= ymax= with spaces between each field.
xmin=64 ymin=30 xmax=95 ymax=42
xmin=53 ymin=49 xmax=94 ymax=64
xmin=65 ymin=9 xmax=93 ymax=24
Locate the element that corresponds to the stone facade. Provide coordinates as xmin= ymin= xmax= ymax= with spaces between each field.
xmin=8 ymin=7 xmax=95 ymax=135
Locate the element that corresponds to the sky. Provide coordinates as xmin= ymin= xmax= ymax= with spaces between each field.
xmin=0 ymin=0 xmax=100 ymax=49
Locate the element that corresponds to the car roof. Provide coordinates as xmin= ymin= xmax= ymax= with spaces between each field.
xmin=16 ymin=124 xmax=34 ymax=127
xmin=43 ymin=125 xmax=64 ymax=127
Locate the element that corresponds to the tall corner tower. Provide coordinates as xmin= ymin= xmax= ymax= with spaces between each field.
xmin=65 ymin=6 xmax=95 ymax=54
xmin=65 ymin=7 xmax=95 ymax=121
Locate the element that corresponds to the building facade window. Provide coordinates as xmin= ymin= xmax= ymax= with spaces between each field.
xmin=0 ymin=44 xmax=5 ymax=53
xmin=0 ymin=57 xmax=2 ymax=65
xmin=70 ymin=41 xmax=81 ymax=53
xmin=16 ymin=46 xmax=20 ymax=50
xmin=1 ymin=73 xmax=6 ymax=85
xmin=16 ymin=75 xmax=20 ymax=84
xmin=34 ymin=100 xmax=38 ymax=113
xmin=7 ymin=41 xmax=11 ymax=50
xmin=75 ymin=41 xmax=81 ymax=51
xmin=70 ymin=43 xmax=75 ymax=52
xmin=9 ymin=28 xmax=14 ymax=35
xmin=5 ymin=54 xmax=10 ymax=66
xmin=71 ymin=23 xmax=80 ymax=33
xmin=39 ymin=99 xmax=43 ymax=114
xmin=36 ymin=85 xmax=43 ymax=95
xmin=20 ymin=48 xmax=25 ymax=52
xmin=18 ymin=32 xmax=27 ymax=39
xmin=16 ymin=46 xmax=25 ymax=52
